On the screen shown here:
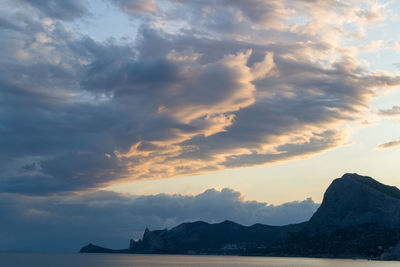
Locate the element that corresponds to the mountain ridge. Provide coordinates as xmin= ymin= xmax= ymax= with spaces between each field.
xmin=341 ymin=173 xmax=400 ymax=200
xmin=80 ymin=173 xmax=400 ymax=260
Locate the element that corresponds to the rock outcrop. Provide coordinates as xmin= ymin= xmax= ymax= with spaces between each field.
xmin=309 ymin=173 xmax=400 ymax=230
xmin=79 ymin=243 xmax=128 ymax=253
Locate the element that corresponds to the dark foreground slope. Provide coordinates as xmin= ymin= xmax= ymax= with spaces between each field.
xmin=80 ymin=173 xmax=400 ymax=259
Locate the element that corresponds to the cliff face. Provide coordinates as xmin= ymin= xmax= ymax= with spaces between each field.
xmin=80 ymin=173 xmax=400 ymax=259
xmin=269 ymin=174 xmax=400 ymax=259
xmin=309 ymin=173 xmax=400 ymax=231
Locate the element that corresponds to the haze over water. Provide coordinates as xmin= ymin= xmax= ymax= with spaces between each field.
xmin=1 ymin=254 xmax=399 ymax=267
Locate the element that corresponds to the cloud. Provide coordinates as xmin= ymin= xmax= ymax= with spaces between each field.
xmin=170 ymin=0 xmax=292 ymax=30
xmin=15 ymin=0 xmax=88 ymax=21
xmin=21 ymin=163 xmax=36 ymax=172
xmin=377 ymin=139 xmax=400 ymax=150
xmin=0 ymin=188 xmax=319 ymax=252
xmin=378 ymin=106 xmax=400 ymax=117
xmin=111 ymin=0 xmax=159 ymax=14
xmin=0 ymin=0 xmax=400 ymax=194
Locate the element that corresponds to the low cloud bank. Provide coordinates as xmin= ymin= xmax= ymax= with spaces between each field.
xmin=0 ymin=188 xmax=319 ymax=252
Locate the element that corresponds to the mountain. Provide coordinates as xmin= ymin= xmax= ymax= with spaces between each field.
xmin=309 ymin=173 xmax=400 ymax=230
xmin=127 ymin=221 xmax=305 ymax=254
xmin=269 ymin=173 xmax=400 ymax=259
xmin=80 ymin=173 xmax=400 ymax=260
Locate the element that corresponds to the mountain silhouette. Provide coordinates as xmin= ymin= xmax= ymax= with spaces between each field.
xmin=80 ymin=173 xmax=400 ymax=260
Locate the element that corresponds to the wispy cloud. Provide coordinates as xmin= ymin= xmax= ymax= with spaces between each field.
xmin=378 ymin=106 xmax=400 ymax=117
xmin=377 ymin=139 xmax=400 ymax=149
xmin=111 ymin=0 xmax=159 ymax=14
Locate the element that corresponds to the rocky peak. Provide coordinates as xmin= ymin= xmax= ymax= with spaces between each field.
xmin=309 ymin=173 xmax=400 ymax=230
xmin=341 ymin=173 xmax=400 ymax=199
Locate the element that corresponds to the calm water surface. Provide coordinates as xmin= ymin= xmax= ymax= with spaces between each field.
xmin=1 ymin=253 xmax=399 ymax=267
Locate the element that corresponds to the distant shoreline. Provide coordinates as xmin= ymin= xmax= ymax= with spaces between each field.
xmin=3 ymin=251 xmax=400 ymax=262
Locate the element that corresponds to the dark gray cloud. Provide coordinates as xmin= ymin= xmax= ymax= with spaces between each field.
xmin=0 ymin=188 xmax=319 ymax=252
xmin=15 ymin=0 xmax=88 ymax=21
xmin=21 ymin=163 xmax=36 ymax=172
xmin=0 ymin=0 xmax=399 ymax=194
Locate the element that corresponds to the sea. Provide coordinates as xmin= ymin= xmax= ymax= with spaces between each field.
xmin=1 ymin=253 xmax=399 ymax=267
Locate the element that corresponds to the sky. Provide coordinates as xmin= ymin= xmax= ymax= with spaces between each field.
xmin=1 ymin=0 xmax=400 ymax=252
